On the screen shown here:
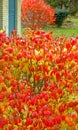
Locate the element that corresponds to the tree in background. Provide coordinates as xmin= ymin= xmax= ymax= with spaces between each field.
xmin=69 ymin=0 xmax=78 ymax=15
xmin=45 ymin=0 xmax=70 ymax=9
xmin=45 ymin=0 xmax=78 ymax=15
xmin=21 ymin=0 xmax=56 ymax=30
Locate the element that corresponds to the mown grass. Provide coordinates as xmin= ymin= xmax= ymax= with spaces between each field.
xmin=44 ymin=15 xmax=78 ymax=38
xmin=45 ymin=26 xmax=78 ymax=38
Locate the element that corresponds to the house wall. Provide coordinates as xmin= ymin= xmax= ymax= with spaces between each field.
xmin=9 ymin=0 xmax=16 ymax=36
xmin=0 ymin=0 xmax=3 ymax=30
xmin=0 ymin=0 xmax=22 ymax=36
xmin=3 ymin=0 xmax=9 ymax=34
xmin=16 ymin=0 xmax=22 ymax=36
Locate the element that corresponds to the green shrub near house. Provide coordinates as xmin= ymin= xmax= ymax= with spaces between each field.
xmin=55 ymin=9 xmax=69 ymax=27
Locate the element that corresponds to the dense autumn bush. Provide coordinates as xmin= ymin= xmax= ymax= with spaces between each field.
xmin=0 ymin=30 xmax=78 ymax=130
xmin=21 ymin=0 xmax=55 ymax=30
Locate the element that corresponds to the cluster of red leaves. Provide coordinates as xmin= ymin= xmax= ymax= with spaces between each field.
xmin=21 ymin=0 xmax=55 ymax=30
xmin=0 ymin=30 xmax=78 ymax=130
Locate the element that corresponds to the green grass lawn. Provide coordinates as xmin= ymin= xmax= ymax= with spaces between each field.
xmin=49 ymin=27 xmax=78 ymax=38
xmin=44 ymin=25 xmax=78 ymax=38
xmin=44 ymin=16 xmax=78 ymax=38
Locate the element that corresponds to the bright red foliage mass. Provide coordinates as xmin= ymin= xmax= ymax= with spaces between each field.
xmin=21 ymin=0 xmax=56 ymax=30
xmin=0 ymin=30 xmax=78 ymax=130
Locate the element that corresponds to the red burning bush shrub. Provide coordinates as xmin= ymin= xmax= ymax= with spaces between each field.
xmin=21 ymin=0 xmax=56 ymax=30
xmin=0 ymin=30 xmax=78 ymax=129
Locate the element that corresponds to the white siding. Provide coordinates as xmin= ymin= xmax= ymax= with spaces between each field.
xmin=0 ymin=0 xmax=22 ymax=36
xmin=0 ymin=0 xmax=3 ymax=30
xmin=16 ymin=0 xmax=22 ymax=36
xmin=3 ymin=0 xmax=9 ymax=34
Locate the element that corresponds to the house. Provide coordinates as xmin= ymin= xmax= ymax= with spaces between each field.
xmin=0 ymin=0 xmax=22 ymax=36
